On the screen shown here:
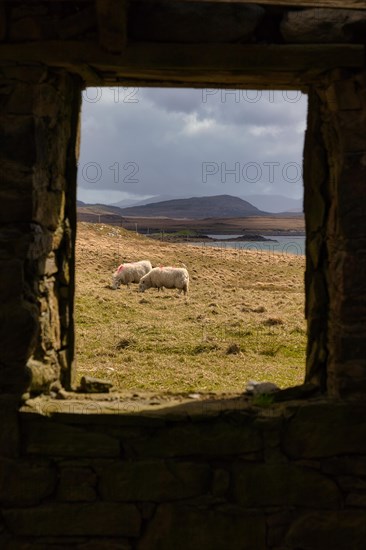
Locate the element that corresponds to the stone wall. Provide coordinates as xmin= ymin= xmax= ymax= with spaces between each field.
xmin=1 ymin=398 xmax=366 ymax=549
xmin=0 ymin=67 xmax=81 ymax=396
xmin=3 ymin=2 xmax=366 ymax=46
xmin=0 ymin=3 xmax=366 ymax=547
xmin=321 ymin=70 xmax=366 ymax=398
xmin=1 ymin=55 xmax=365 ymax=403
xmin=303 ymin=88 xmax=329 ymax=391
xmin=304 ymin=69 xmax=366 ymax=398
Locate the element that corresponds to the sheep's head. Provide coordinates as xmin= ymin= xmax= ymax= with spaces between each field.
xmin=139 ymin=279 xmax=147 ymax=292
xmin=111 ymin=270 xmax=120 ymax=289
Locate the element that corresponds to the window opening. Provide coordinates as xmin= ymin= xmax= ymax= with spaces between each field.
xmin=75 ymin=87 xmax=307 ymax=395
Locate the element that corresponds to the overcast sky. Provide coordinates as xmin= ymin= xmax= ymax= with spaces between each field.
xmin=77 ymin=87 xmax=307 ymax=207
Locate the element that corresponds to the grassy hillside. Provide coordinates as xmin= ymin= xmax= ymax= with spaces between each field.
xmin=77 ymin=211 xmax=305 ymax=235
xmin=75 ymin=222 xmax=306 ymax=394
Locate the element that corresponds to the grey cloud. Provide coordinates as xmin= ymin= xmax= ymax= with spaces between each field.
xmin=140 ymin=88 xmax=204 ymax=114
xmin=140 ymin=87 xmax=307 ymax=127
xmin=77 ymin=88 xmax=306 ymax=203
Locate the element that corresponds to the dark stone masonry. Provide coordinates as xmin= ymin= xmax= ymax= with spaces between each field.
xmin=0 ymin=67 xmax=80 ymax=395
xmin=1 ymin=397 xmax=366 ymax=548
xmin=0 ymin=1 xmax=366 ymax=548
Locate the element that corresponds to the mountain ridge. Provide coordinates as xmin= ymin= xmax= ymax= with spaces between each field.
xmin=77 ymin=194 xmax=305 ymax=234
xmin=113 ymin=194 xmax=266 ymax=219
xmin=108 ymin=193 xmax=303 ymax=213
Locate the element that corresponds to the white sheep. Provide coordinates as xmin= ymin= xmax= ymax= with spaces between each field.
xmin=139 ymin=266 xmax=189 ymax=295
xmin=111 ymin=260 xmax=152 ymax=289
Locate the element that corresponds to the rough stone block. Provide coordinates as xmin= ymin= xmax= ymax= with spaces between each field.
xmin=9 ymin=16 xmax=43 ymax=42
xmin=212 ymin=468 xmax=230 ymax=497
xmin=266 ymin=510 xmax=295 ymax=548
xmin=3 ymin=503 xmax=141 ymax=537
xmin=0 ymin=303 xmax=39 ymax=365
xmin=337 ymin=111 xmax=366 ymax=153
xmin=328 ymin=334 xmax=366 ymax=364
xmin=57 ymin=466 xmax=97 ymax=502
xmin=328 ymin=248 xmax=366 ymax=299
xmin=0 ymin=398 xmax=20 ymax=458
xmin=345 ymin=493 xmax=366 ymax=508
xmin=27 ymin=359 xmax=60 ymax=394
xmin=27 ymin=224 xmax=53 ymax=261
xmin=337 ymin=475 xmax=366 ymax=492
xmin=138 ymin=504 xmax=266 ymax=550
xmin=281 ymin=9 xmax=366 ymax=43
xmin=283 ymin=403 xmax=366 ymax=458
xmin=130 ymin=3 xmax=264 ymax=43
xmin=326 ymin=79 xmax=363 ymax=111
xmin=1 ymin=83 xmax=35 ymax=115
xmin=44 ymin=252 xmax=58 ymax=276
xmin=322 ymin=456 xmax=366 ymax=477
xmin=79 ymin=376 xmax=113 ymax=394
xmin=38 ymin=292 xmax=62 ymax=353
xmin=0 ymin=116 xmax=36 ymax=166
xmin=99 ymin=460 xmax=211 ymax=501
xmin=335 ymin=154 xmax=366 ymax=237
xmin=33 ymin=188 xmax=65 ymax=231
xmin=0 ymin=260 xmax=23 ymax=303
xmin=327 ymin=362 xmax=366 ymax=399
xmin=232 ymin=463 xmax=341 ymax=509
xmin=284 ymin=511 xmax=366 ymax=550
xmin=126 ymin=419 xmax=262 ymax=458
xmin=0 ymin=191 xmax=33 ymax=223
xmin=0 ymin=365 xmax=31 ymax=395
xmin=34 ymin=82 xmax=62 ymax=120
xmin=21 ymin=416 xmax=120 ymax=457
xmin=138 ymin=502 xmax=157 ymax=521
xmin=0 ymin=458 xmax=55 ymax=506
xmin=0 ymin=159 xmax=33 ymax=190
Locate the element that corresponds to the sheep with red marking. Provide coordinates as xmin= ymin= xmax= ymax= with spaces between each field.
xmin=139 ymin=266 xmax=189 ymax=295
xmin=111 ymin=260 xmax=152 ymax=289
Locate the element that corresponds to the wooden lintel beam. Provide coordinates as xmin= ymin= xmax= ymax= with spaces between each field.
xmin=87 ymin=74 xmax=310 ymax=90
xmin=0 ymin=41 xmax=363 ymax=86
xmin=148 ymin=0 xmax=366 ymax=9
xmin=95 ymin=0 xmax=127 ymax=53
xmin=0 ymin=41 xmax=362 ymax=70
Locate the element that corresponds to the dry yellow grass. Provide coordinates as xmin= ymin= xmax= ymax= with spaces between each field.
xmin=75 ymin=222 xmax=306 ymax=394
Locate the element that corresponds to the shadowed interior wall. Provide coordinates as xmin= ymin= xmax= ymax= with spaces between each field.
xmin=0 ymin=65 xmax=366 ymax=550
xmin=0 ymin=1 xmax=366 ymax=547
xmin=0 ymin=67 xmax=81 ymax=395
xmin=304 ymin=69 xmax=366 ymax=398
xmin=304 ymin=87 xmax=329 ymax=390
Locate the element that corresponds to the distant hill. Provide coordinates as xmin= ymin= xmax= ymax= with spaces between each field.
xmin=117 ymin=194 xmax=266 ymax=219
xmin=110 ymin=193 xmax=303 ymax=214
xmin=76 ymin=194 xmax=304 ymax=233
xmin=77 ymin=202 xmax=124 ymax=216
xmin=111 ymin=194 xmax=178 ymax=209
xmin=243 ymin=194 xmax=303 ymax=214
